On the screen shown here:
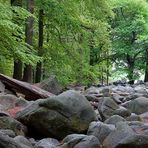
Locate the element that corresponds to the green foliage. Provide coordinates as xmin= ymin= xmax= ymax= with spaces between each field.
xmin=111 ymin=0 xmax=148 ymax=82
xmin=33 ymin=0 xmax=113 ymax=85
xmin=0 ymin=1 xmax=40 ymax=74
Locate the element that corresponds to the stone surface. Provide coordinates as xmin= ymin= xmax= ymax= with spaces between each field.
xmin=113 ymin=106 xmax=131 ymax=117
xmin=61 ymin=134 xmax=100 ymax=148
xmin=36 ymin=75 xmax=62 ymax=95
xmin=103 ymin=122 xmax=135 ymax=148
xmin=0 ymin=116 xmax=27 ymax=136
xmin=0 ymin=129 xmax=15 ymax=138
xmin=14 ymin=136 xmax=34 ymax=148
xmin=0 ymin=132 xmax=21 ymax=148
xmin=87 ymin=121 xmax=115 ymax=143
xmin=116 ymin=134 xmax=148 ymax=148
xmin=122 ymin=97 xmax=148 ymax=114
xmin=0 ymin=94 xmax=18 ymax=110
xmin=35 ymin=138 xmax=60 ymax=148
xmin=104 ymin=115 xmax=126 ymax=125
xmin=16 ymin=90 xmax=97 ymax=139
xmin=126 ymin=113 xmax=142 ymax=122
xmin=98 ymin=97 xmax=119 ymax=120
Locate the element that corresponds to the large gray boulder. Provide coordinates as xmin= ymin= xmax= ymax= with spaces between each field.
xmin=61 ymin=134 xmax=100 ymax=148
xmin=103 ymin=122 xmax=135 ymax=148
xmin=122 ymin=97 xmax=148 ymax=114
xmin=16 ymin=90 xmax=97 ymax=139
xmin=98 ymin=97 xmax=119 ymax=120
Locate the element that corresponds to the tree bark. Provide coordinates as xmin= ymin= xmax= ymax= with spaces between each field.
xmin=126 ymin=54 xmax=135 ymax=84
xmin=0 ymin=74 xmax=53 ymax=100
xmin=35 ymin=9 xmax=44 ymax=83
xmin=11 ymin=0 xmax=23 ymax=80
xmin=13 ymin=60 xmax=23 ymax=80
xmin=23 ymin=0 xmax=34 ymax=83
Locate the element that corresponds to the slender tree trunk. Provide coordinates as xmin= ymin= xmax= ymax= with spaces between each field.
xmin=23 ymin=0 xmax=34 ymax=83
xmin=11 ymin=0 xmax=23 ymax=80
xmin=126 ymin=54 xmax=135 ymax=84
xmin=144 ymin=49 xmax=148 ymax=82
xmin=35 ymin=9 xmax=44 ymax=83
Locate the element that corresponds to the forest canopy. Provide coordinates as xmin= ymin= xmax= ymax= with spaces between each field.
xmin=0 ymin=0 xmax=148 ymax=85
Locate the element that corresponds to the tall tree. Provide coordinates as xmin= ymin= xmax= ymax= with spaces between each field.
xmin=35 ymin=9 xmax=44 ymax=83
xmin=11 ymin=0 xmax=23 ymax=80
xmin=111 ymin=0 xmax=148 ymax=83
xmin=23 ymin=0 xmax=34 ymax=83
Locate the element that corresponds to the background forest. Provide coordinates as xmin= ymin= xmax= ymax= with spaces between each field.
xmin=0 ymin=0 xmax=148 ymax=85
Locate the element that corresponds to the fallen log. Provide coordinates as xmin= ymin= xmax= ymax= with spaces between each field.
xmin=0 ymin=74 xmax=54 ymax=100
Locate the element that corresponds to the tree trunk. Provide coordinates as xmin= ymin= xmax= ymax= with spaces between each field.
xmin=127 ymin=55 xmax=135 ymax=84
xmin=11 ymin=0 xmax=23 ymax=80
xmin=13 ymin=60 xmax=23 ymax=80
xmin=23 ymin=0 xmax=34 ymax=83
xmin=35 ymin=9 xmax=44 ymax=83
xmin=144 ymin=49 xmax=148 ymax=82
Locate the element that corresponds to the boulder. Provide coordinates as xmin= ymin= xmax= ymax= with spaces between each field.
xmin=116 ymin=134 xmax=148 ymax=148
xmin=0 ymin=132 xmax=22 ymax=148
xmin=111 ymin=94 xmax=123 ymax=104
xmin=112 ymin=85 xmax=134 ymax=94
xmin=122 ymin=97 xmax=148 ymax=114
xmin=16 ymin=90 xmax=97 ymax=139
xmin=35 ymin=138 xmax=60 ymax=148
xmin=128 ymin=121 xmax=148 ymax=135
xmin=0 ymin=94 xmax=18 ymax=110
xmin=0 ymin=116 xmax=27 ymax=136
xmin=126 ymin=93 xmax=148 ymax=101
xmin=103 ymin=122 xmax=135 ymax=148
xmin=134 ymin=85 xmax=147 ymax=94
xmin=14 ymin=136 xmax=34 ymax=148
xmin=98 ymin=97 xmax=119 ymax=120
xmin=104 ymin=115 xmax=126 ymax=125
xmin=36 ymin=75 xmax=62 ymax=95
xmin=113 ymin=106 xmax=131 ymax=118
xmin=0 ymin=129 xmax=15 ymax=138
xmin=126 ymin=114 xmax=142 ymax=122
xmin=61 ymin=134 xmax=100 ymax=148
xmin=87 ymin=121 xmax=115 ymax=143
